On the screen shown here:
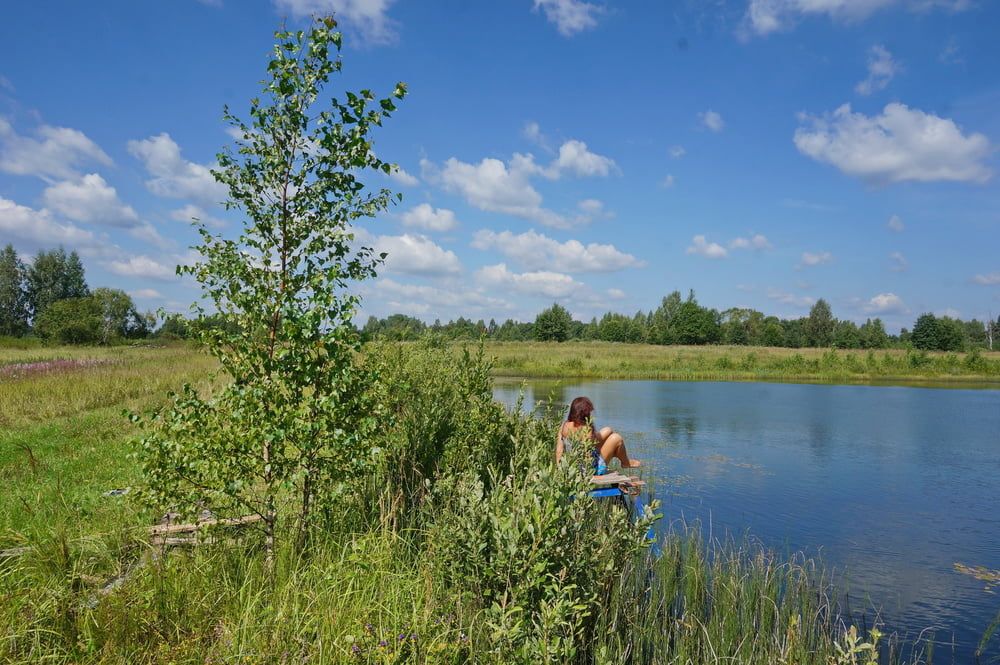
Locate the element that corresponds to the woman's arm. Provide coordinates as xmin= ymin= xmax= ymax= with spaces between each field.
xmin=554 ymin=423 xmax=565 ymax=464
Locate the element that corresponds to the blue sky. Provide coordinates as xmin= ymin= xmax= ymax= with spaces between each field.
xmin=1 ymin=0 xmax=998 ymax=333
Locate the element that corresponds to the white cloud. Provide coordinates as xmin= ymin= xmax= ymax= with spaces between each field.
xmin=889 ymin=251 xmax=908 ymax=272
xmin=471 ymin=229 xmax=643 ymax=273
xmin=272 ymin=0 xmax=397 ymax=44
xmin=550 ymin=139 xmax=617 ymax=178
xmin=106 ymin=255 xmax=177 ymax=281
xmin=864 ymin=292 xmax=906 ymax=314
xmin=669 ymin=145 xmax=686 ymax=158
xmin=0 ymin=117 xmax=111 ymax=180
xmin=856 ymin=45 xmax=899 ymax=95
xmin=798 ymin=251 xmax=833 ymax=268
xmin=399 ymin=203 xmax=458 ymax=232
xmin=128 ymin=133 xmax=228 ymax=205
xmin=686 ymin=235 xmax=728 ymax=259
xmin=607 ymin=288 xmax=626 ymax=299
xmin=972 ymin=272 xmax=1000 ymax=286
xmin=170 ymin=204 xmax=227 ymax=229
xmin=794 ymin=103 xmax=992 ymax=184
xmin=767 ymin=288 xmax=815 ymax=308
xmin=372 ymin=278 xmax=510 ymax=315
xmin=661 ymin=174 xmax=676 ymax=188
xmin=130 ymin=288 xmax=163 ymax=299
xmin=887 ymin=214 xmax=904 ymax=232
xmin=533 ymin=0 xmax=603 ymax=36
xmin=42 ymin=173 xmax=138 ymax=227
xmin=476 ymin=263 xmax=582 ymax=298
xmin=699 ymin=110 xmax=725 ymax=132
xmin=0 ymin=196 xmax=98 ymax=248
xmin=372 ymin=233 xmax=461 ymax=276
xmin=522 ymin=121 xmax=548 ymax=148
xmin=388 ymin=165 xmax=418 ymax=187
xmin=745 ymin=0 xmax=971 ymax=36
xmin=729 ymin=233 xmax=772 ymax=250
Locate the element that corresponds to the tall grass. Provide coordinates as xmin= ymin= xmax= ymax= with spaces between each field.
xmin=0 ymin=341 xmax=937 ymax=663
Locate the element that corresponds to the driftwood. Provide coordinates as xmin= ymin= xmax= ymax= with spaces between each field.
xmin=148 ymin=514 xmax=262 ymax=538
xmin=0 ymin=546 xmax=31 ymax=559
xmin=589 ymin=472 xmax=645 ymax=487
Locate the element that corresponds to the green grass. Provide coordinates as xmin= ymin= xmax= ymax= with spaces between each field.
xmin=0 ymin=342 xmax=947 ymax=663
xmin=480 ymin=340 xmax=1000 ymax=384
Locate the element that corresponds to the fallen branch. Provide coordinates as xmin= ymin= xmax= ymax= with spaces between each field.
xmin=148 ymin=514 xmax=262 ymax=537
xmin=0 ymin=546 xmax=31 ymax=559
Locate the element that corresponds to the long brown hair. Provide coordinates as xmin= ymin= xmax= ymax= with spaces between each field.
xmin=566 ymin=396 xmax=596 ymax=436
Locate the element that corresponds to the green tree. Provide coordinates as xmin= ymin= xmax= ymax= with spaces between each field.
xmin=672 ymin=290 xmax=720 ymax=345
xmin=92 ymin=287 xmax=147 ymax=343
xmin=804 ymin=299 xmax=835 ymax=347
xmin=911 ymin=313 xmax=939 ymax=350
xmin=936 ymin=316 xmax=966 ymax=351
xmin=534 ymin=303 xmax=573 ymax=342
xmin=34 ymin=297 xmax=102 ymax=344
xmin=858 ymin=318 xmax=889 ymax=349
xmin=649 ymin=290 xmax=682 ymax=345
xmin=832 ymin=320 xmax=861 ymax=348
xmin=0 ymin=244 xmax=30 ymax=336
xmin=26 ymin=247 xmax=89 ymax=319
xmin=137 ymin=18 xmax=407 ymax=564
xmin=761 ymin=317 xmax=785 ymax=347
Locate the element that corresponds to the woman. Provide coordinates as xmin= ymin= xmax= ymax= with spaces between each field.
xmin=555 ymin=396 xmax=640 ymax=471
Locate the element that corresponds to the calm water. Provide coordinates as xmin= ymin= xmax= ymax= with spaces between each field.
xmin=493 ymin=379 xmax=1000 ymax=662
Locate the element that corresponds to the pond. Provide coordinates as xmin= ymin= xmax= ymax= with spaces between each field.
xmin=493 ymin=378 xmax=1000 ymax=662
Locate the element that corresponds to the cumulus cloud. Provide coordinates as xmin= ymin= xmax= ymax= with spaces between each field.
xmin=130 ymin=288 xmax=163 ymax=299
xmin=729 ymin=233 xmax=772 ymax=250
xmin=887 ymin=214 xmax=904 ymax=232
xmin=476 ymin=263 xmax=582 ymax=298
xmin=661 ymin=174 xmax=676 ymax=188
xmin=106 ymin=255 xmax=177 ymax=281
xmin=856 ymin=45 xmax=899 ymax=95
xmin=522 ymin=121 xmax=549 ymax=149
xmin=607 ymin=288 xmax=626 ymax=299
xmin=533 ymin=0 xmax=603 ymax=36
xmin=686 ymin=235 xmax=728 ymax=259
xmin=745 ymin=0 xmax=971 ymax=37
xmin=425 ymin=139 xmax=616 ymax=229
xmin=272 ymin=0 xmax=398 ymax=44
xmin=794 ymin=103 xmax=992 ymax=184
xmin=42 ymin=173 xmax=138 ymax=227
xmin=0 ymin=196 xmax=98 ymax=249
xmin=128 ymin=133 xmax=227 ymax=205
xmin=388 ymin=165 xmax=418 ymax=186
xmin=864 ymin=292 xmax=906 ymax=314
xmin=170 ymin=204 xmax=227 ymax=229
xmin=889 ymin=251 xmax=908 ymax=272
xmin=550 ymin=139 xmax=618 ymax=178
xmin=669 ymin=145 xmax=686 ymax=158
xmin=972 ymin=272 xmax=1000 ymax=285
xmin=371 ymin=233 xmax=461 ymax=276
xmin=372 ymin=278 xmax=511 ymax=316
xmin=471 ymin=229 xmax=643 ymax=273
xmin=399 ymin=203 xmax=458 ymax=232
xmin=798 ymin=251 xmax=833 ymax=268
xmin=699 ymin=110 xmax=725 ymax=132
xmin=0 ymin=117 xmax=111 ymax=180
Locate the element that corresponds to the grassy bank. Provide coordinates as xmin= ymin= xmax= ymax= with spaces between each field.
xmin=1 ymin=343 xmax=940 ymax=663
xmin=481 ymin=340 xmax=1000 ymax=384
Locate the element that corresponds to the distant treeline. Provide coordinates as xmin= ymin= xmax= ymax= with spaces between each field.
xmin=362 ymin=290 xmax=999 ymax=352
xmin=0 ymin=244 xmax=155 ymax=345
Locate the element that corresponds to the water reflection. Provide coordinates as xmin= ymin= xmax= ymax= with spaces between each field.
xmin=493 ymin=378 xmax=1000 ymax=662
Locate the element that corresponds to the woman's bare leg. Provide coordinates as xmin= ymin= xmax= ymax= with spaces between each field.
xmin=598 ymin=431 xmax=640 ymax=468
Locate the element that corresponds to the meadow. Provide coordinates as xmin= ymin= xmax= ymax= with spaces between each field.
xmin=0 ymin=342 xmax=966 ymax=663
xmin=483 ymin=340 xmax=1000 ymax=384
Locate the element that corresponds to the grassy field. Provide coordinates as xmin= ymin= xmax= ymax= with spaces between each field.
xmin=0 ymin=343 xmax=959 ymax=662
xmin=483 ymin=340 xmax=1000 ymax=384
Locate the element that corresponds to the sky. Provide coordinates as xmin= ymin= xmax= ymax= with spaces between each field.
xmin=1 ymin=0 xmax=999 ymax=333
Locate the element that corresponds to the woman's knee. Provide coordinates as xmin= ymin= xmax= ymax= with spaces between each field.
xmin=598 ymin=426 xmax=613 ymax=440
xmin=607 ymin=432 xmax=624 ymax=449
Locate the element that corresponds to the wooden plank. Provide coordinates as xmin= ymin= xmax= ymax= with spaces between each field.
xmin=148 ymin=513 xmax=261 ymax=537
xmin=590 ymin=472 xmax=638 ymax=485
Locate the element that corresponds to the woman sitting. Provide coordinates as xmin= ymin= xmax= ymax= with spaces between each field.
xmin=555 ymin=396 xmax=640 ymax=472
